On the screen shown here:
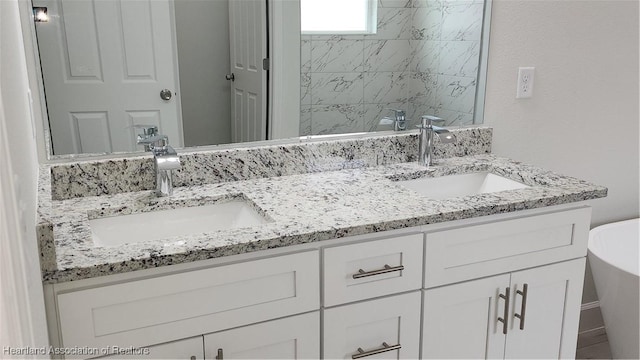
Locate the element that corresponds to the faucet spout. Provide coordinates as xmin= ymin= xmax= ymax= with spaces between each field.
xmin=433 ymin=126 xmax=456 ymax=143
xmin=417 ymin=116 xmax=456 ymax=168
xmin=136 ymin=126 xmax=181 ymax=197
xmin=153 ymin=145 xmax=181 ymax=197
xmin=154 ymin=145 xmax=181 ymax=171
xmin=379 ymin=108 xmax=408 ymax=131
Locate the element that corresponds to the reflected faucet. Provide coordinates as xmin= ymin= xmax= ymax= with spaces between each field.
xmin=417 ymin=115 xmax=456 ymax=168
xmin=136 ymin=126 xmax=181 ymax=197
xmin=379 ymin=108 xmax=408 ymax=131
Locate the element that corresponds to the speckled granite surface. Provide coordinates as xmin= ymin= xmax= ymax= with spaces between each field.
xmin=37 ymin=158 xmax=606 ymax=283
xmin=37 ymin=128 xmax=607 ymax=283
xmin=48 ymin=127 xmax=492 ymax=200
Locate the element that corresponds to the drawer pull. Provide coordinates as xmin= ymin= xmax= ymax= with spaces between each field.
xmin=352 ymin=264 xmax=404 ymax=279
xmin=352 ymin=342 xmax=401 ymax=359
xmin=514 ymin=283 xmax=528 ymax=330
xmin=215 ymin=348 xmax=223 ymax=360
xmin=497 ymin=287 xmax=510 ymax=335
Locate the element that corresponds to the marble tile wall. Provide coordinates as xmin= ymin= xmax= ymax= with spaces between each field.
xmin=300 ymin=0 xmax=485 ymax=135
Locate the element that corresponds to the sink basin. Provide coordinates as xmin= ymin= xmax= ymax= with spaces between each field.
xmin=396 ymin=172 xmax=529 ymax=200
xmin=90 ymin=200 xmax=269 ymax=247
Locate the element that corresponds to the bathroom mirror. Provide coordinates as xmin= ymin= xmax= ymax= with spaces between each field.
xmin=24 ymin=0 xmax=491 ymax=158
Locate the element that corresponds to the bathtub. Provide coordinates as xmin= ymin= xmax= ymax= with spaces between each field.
xmin=588 ymin=219 xmax=639 ymax=359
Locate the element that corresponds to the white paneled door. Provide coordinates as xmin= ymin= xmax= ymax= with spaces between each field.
xmin=504 ymin=259 xmax=585 ymax=359
xmin=423 ymin=274 xmax=510 ymax=359
xmin=34 ymin=0 xmax=183 ymax=155
xmin=423 ymin=259 xmax=585 ymax=359
xmin=229 ymin=0 xmax=267 ymax=143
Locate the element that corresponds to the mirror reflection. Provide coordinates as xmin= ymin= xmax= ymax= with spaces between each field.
xmin=31 ymin=0 xmax=490 ymax=157
xmin=300 ymin=0 xmax=488 ymax=136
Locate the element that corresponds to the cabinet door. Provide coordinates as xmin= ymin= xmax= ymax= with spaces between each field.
xmin=101 ymin=336 xmax=204 ymax=359
xmin=504 ymin=258 xmax=585 ymax=359
xmin=324 ymin=292 xmax=421 ymax=359
xmin=203 ymin=312 xmax=319 ymax=359
xmin=423 ymin=274 xmax=510 ymax=359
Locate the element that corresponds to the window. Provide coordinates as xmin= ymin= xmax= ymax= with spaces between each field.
xmin=301 ymin=0 xmax=377 ymax=35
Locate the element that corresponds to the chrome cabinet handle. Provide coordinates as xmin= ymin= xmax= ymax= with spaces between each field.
xmin=190 ymin=356 xmax=196 ymax=360
xmin=514 ymin=283 xmax=528 ymax=330
xmin=352 ymin=264 xmax=404 ymax=279
xmin=215 ymin=348 xmax=223 ymax=360
xmin=497 ymin=287 xmax=510 ymax=335
xmin=352 ymin=342 xmax=401 ymax=359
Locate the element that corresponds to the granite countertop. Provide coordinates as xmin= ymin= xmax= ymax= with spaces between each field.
xmin=37 ymin=153 xmax=607 ymax=283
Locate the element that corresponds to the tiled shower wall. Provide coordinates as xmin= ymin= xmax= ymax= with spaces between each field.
xmin=300 ymin=0 xmax=484 ymax=136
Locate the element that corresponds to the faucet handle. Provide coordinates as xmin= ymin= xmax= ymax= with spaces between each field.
xmin=419 ymin=115 xmax=445 ymax=128
xmin=137 ymin=134 xmax=169 ymax=152
xmin=134 ymin=125 xmax=160 ymax=151
xmin=386 ymin=108 xmax=406 ymax=117
xmin=137 ymin=134 xmax=168 ymax=145
xmin=133 ymin=125 xmax=158 ymax=137
xmin=385 ymin=108 xmax=408 ymax=131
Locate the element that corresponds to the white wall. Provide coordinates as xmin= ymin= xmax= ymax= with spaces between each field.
xmin=175 ymin=0 xmax=232 ymax=147
xmin=0 ymin=0 xmax=49 ymax=352
xmin=484 ymin=0 xmax=639 ymax=302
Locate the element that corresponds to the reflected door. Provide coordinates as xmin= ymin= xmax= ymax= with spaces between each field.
xmin=35 ymin=0 xmax=183 ymax=155
xmin=229 ymin=0 xmax=267 ymax=143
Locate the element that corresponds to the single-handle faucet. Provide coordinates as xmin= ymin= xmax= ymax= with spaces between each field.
xmin=379 ymin=108 xmax=408 ymax=131
xmin=136 ymin=126 xmax=181 ymax=197
xmin=417 ymin=115 xmax=456 ymax=168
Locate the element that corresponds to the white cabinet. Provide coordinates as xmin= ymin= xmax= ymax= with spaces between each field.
xmin=423 ymin=274 xmax=509 ymax=359
xmin=102 ymin=337 xmax=204 ymax=359
xmin=423 ymin=258 xmax=585 ymax=359
xmin=46 ymin=205 xmax=592 ymax=360
xmin=504 ymin=259 xmax=585 ymax=359
xmin=324 ymin=292 xmax=421 ymax=359
xmin=203 ymin=312 xmax=319 ymax=359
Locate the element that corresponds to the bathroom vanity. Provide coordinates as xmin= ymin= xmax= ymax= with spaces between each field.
xmin=37 ymin=128 xmax=606 ymax=359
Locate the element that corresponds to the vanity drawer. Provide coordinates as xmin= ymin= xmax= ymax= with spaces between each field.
xmin=56 ymin=251 xmax=319 ymax=350
xmin=323 ymin=234 xmax=423 ymax=306
xmin=323 ymin=292 xmax=421 ymax=359
xmin=100 ymin=336 xmax=204 ymax=359
xmin=424 ymin=207 xmax=591 ymax=287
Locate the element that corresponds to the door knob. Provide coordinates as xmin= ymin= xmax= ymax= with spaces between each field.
xmin=160 ymin=89 xmax=172 ymax=101
xmin=225 ymin=73 xmax=235 ymax=81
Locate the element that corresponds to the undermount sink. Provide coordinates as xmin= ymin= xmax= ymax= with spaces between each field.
xmin=90 ymin=200 xmax=269 ymax=247
xmin=396 ymin=172 xmax=529 ymax=200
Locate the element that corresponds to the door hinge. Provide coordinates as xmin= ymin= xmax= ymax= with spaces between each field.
xmin=263 ymin=58 xmax=270 ymax=71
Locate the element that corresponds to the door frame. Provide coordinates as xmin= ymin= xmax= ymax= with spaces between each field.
xmin=268 ymin=0 xmax=300 ymax=140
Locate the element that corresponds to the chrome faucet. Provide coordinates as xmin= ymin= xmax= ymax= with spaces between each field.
xmin=136 ymin=126 xmax=181 ymax=197
xmin=417 ymin=115 xmax=456 ymax=167
xmin=379 ymin=108 xmax=408 ymax=131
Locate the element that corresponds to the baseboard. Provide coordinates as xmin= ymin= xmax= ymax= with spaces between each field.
xmin=579 ymin=301 xmax=605 ymax=334
xmin=581 ymin=301 xmax=600 ymax=311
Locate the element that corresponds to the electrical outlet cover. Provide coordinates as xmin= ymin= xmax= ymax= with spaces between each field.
xmin=516 ymin=67 xmax=535 ymax=99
